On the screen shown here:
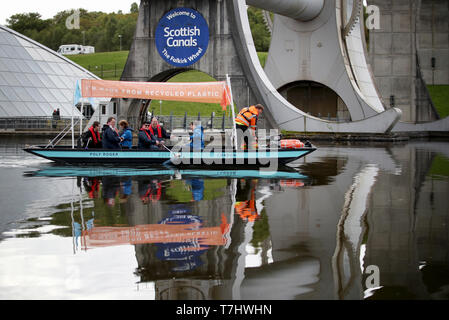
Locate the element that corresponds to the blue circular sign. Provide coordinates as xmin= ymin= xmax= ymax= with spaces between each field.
xmin=155 ymin=8 xmax=209 ymax=67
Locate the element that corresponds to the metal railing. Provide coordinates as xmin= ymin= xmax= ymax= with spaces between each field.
xmin=0 ymin=112 xmax=234 ymax=132
xmin=0 ymin=117 xmax=84 ymax=131
xmin=0 ymin=112 xmax=265 ymax=133
xmin=87 ymin=64 xmax=123 ymax=80
xmin=127 ymin=112 xmax=237 ymax=132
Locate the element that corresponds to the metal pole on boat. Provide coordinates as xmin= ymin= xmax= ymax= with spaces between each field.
xmin=72 ymin=93 xmax=75 ymax=149
xmin=72 ymin=79 xmax=82 ymax=149
xmin=80 ymin=100 xmax=83 ymax=136
xmin=226 ymin=74 xmax=238 ymax=149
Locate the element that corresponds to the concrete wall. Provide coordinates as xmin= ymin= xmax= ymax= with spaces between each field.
xmin=416 ymin=0 xmax=449 ymax=85
xmin=368 ymin=0 xmax=447 ymax=122
xmin=369 ymin=0 xmax=417 ymax=122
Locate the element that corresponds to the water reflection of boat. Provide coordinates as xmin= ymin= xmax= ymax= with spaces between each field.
xmin=24 ymin=165 xmax=309 ymax=180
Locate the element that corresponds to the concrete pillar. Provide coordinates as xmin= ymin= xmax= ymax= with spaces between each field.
xmin=118 ymin=0 xmax=277 ymax=129
xmin=368 ymin=0 xmax=444 ymax=122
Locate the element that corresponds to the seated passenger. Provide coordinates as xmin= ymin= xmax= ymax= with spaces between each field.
xmin=138 ymin=121 xmax=159 ymax=150
xmin=119 ymin=120 xmax=133 ymax=149
xmin=188 ymin=121 xmax=205 ymax=151
xmin=149 ymin=117 xmax=171 ymax=149
xmin=81 ymin=121 xmax=102 ymax=149
xmin=102 ymin=117 xmax=123 ymax=149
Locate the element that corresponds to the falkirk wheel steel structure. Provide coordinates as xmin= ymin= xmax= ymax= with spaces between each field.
xmin=116 ymin=0 xmax=446 ymax=134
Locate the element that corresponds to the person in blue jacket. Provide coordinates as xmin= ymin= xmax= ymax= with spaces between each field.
xmin=102 ymin=117 xmax=123 ymax=149
xmin=189 ymin=121 xmax=205 ymax=151
xmin=119 ymin=119 xmax=133 ymax=149
xmin=186 ymin=179 xmax=204 ymax=201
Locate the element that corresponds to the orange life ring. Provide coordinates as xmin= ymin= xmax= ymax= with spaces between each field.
xmin=280 ymin=139 xmax=305 ymax=149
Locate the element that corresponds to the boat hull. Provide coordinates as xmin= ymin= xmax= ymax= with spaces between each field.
xmin=24 ymin=146 xmax=316 ymax=166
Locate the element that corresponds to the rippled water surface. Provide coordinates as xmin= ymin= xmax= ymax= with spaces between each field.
xmin=1 ymin=136 xmax=448 ymax=300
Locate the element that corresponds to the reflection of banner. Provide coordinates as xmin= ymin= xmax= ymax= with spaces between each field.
xmin=81 ymin=79 xmax=231 ymax=107
xmin=81 ymin=221 xmax=229 ymax=249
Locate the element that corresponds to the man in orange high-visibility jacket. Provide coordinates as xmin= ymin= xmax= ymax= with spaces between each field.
xmin=235 ymin=104 xmax=264 ymax=150
xmin=235 ymin=200 xmax=258 ymax=222
xmin=235 ymin=179 xmax=259 ymax=222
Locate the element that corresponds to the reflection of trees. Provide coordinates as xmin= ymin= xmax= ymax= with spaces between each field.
xmin=299 ymin=157 xmax=347 ymax=186
xmin=250 ymin=209 xmax=270 ymax=252
xmin=428 ymin=155 xmax=449 ymax=179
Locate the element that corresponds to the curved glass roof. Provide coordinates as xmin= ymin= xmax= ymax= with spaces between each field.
xmin=0 ymin=25 xmax=100 ymax=117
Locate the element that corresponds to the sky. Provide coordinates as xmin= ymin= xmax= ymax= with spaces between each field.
xmin=0 ymin=0 xmax=137 ymax=25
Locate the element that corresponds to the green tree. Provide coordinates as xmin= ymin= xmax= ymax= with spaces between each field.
xmin=247 ymin=7 xmax=271 ymax=52
xmin=130 ymin=3 xmax=139 ymax=14
xmin=6 ymin=12 xmax=50 ymax=36
xmin=5 ymin=6 xmax=269 ymax=54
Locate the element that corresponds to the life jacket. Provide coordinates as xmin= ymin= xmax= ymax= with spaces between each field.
xmin=88 ymin=179 xmax=99 ymax=199
xmin=235 ymin=200 xmax=258 ymax=222
xmin=88 ymin=126 xmax=101 ymax=144
xmin=142 ymin=129 xmax=153 ymax=141
xmin=220 ymin=213 xmax=230 ymax=236
xmin=240 ymin=141 xmax=258 ymax=150
xmin=141 ymin=182 xmax=162 ymax=202
xmin=149 ymin=125 xmax=163 ymax=138
xmin=235 ymin=106 xmax=259 ymax=130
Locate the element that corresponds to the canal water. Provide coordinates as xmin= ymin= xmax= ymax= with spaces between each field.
xmin=0 ymin=136 xmax=448 ymax=300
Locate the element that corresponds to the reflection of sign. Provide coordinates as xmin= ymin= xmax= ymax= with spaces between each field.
xmin=155 ymin=8 xmax=209 ymax=67
xmin=156 ymin=214 xmax=206 ymax=270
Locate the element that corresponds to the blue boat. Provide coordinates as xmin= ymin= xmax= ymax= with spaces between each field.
xmin=23 ymin=145 xmax=316 ymax=166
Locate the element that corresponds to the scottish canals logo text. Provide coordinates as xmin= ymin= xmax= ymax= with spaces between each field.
xmin=155 ymin=8 xmax=209 ymax=67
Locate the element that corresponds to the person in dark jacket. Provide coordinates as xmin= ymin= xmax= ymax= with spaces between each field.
xmin=102 ymin=117 xmax=123 ymax=149
xmin=52 ymin=109 xmax=58 ymax=128
xmin=82 ymin=121 xmax=102 ymax=149
xmin=119 ymin=119 xmax=133 ymax=149
xmin=149 ymin=117 xmax=171 ymax=149
xmin=138 ymin=121 xmax=159 ymax=150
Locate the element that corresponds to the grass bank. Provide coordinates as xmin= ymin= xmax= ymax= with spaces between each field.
xmin=67 ymin=51 xmax=130 ymax=80
xmin=66 ymin=51 xmax=269 ymax=80
xmin=427 ymin=85 xmax=449 ymax=119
